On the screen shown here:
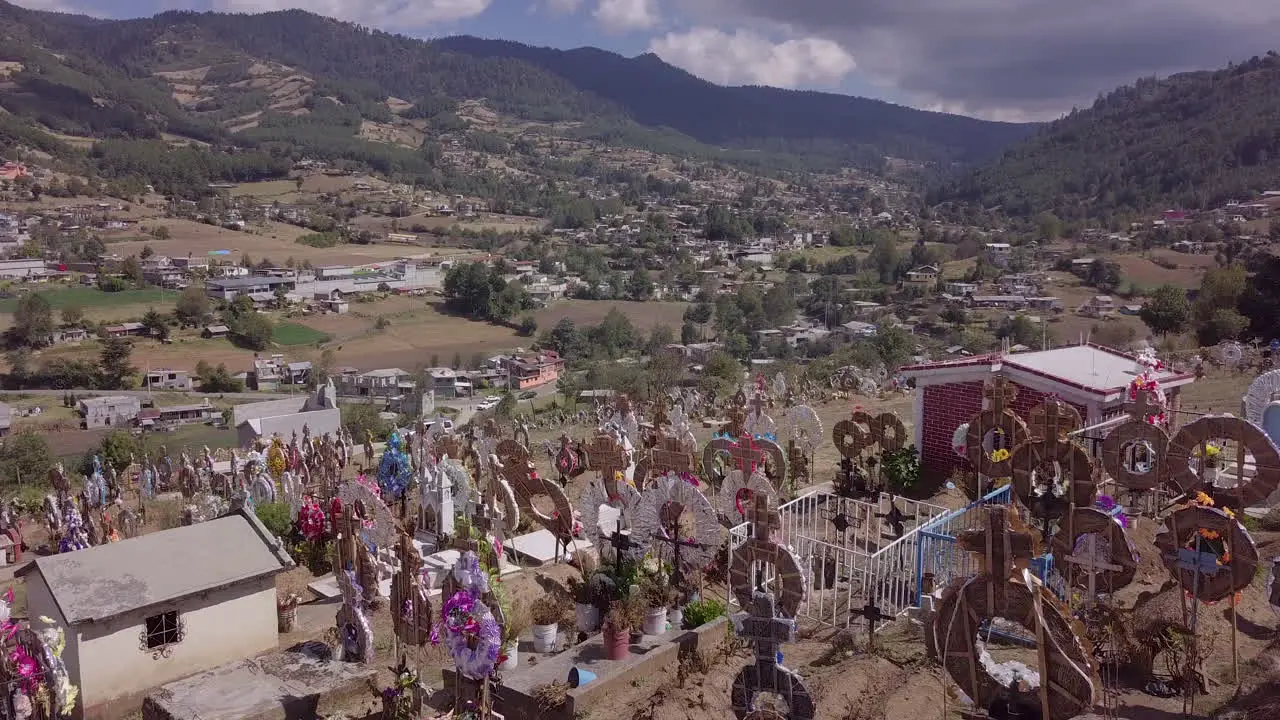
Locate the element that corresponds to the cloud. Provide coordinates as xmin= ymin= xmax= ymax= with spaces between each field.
xmin=676 ymin=0 xmax=1280 ymax=120
xmin=212 ymin=0 xmax=492 ymax=27
xmin=544 ymin=0 xmax=583 ymax=13
xmin=592 ymin=0 xmax=659 ymax=32
xmin=649 ymin=27 xmax=854 ymax=88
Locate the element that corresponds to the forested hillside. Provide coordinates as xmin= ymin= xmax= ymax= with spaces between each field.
xmin=0 ymin=1 xmax=1032 ymax=185
xmin=936 ymin=53 xmax=1280 ymax=222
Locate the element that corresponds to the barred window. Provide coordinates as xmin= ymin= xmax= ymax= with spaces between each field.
xmin=143 ymin=611 xmax=182 ymax=650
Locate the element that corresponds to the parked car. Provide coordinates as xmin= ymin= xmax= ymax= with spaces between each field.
xmin=476 ymin=397 xmax=500 ymax=411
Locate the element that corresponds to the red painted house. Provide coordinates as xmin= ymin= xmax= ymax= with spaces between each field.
xmin=898 ymin=344 xmax=1196 ymax=480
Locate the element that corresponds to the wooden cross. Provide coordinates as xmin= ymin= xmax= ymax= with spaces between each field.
xmin=651 ymin=436 xmax=695 ymax=476
xmin=1125 ymin=388 xmax=1164 ymax=423
xmin=587 ymin=435 xmax=628 ymax=491
xmin=737 ymin=592 xmax=796 ymax=663
xmin=984 ymin=376 xmax=1018 ymax=415
xmin=725 ymin=390 xmax=750 ymax=437
xmin=728 ymin=435 xmax=766 ymax=474
xmin=1064 ymin=533 xmax=1123 ymax=600
xmin=452 ymin=524 xmax=482 ymax=554
xmin=1030 ymin=398 xmax=1080 ymax=442
xmin=955 ymin=506 xmax=1036 ymax=581
xmin=745 ymin=493 xmax=782 ymax=542
xmin=650 ymin=396 xmax=670 ymax=430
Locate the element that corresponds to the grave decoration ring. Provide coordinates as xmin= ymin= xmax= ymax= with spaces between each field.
xmin=931 ymin=574 xmax=1098 ymax=720
xmin=785 ymin=405 xmax=824 ymax=454
xmin=1244 ymin=369 xmax=1280 ymax=426
xmin=440 ymin=458 xmax=474 ymax=509
xmin=496 ymin=439 xmax=575 ymax=540
xmin=480 ymin=474 xmax=521 ymax=533
xmin=1101 ymin=419 xmax=1169 ymax=492
xmin=578 ymin=477 xmax=642 ymax=544
xmin=1049 ymin=507 xmax=1139 ymax=592
xmin=965 ymin=410 xmax=1029 ymax=478
xmin=728 ymin=539 xmax=806 ymax=618
xmin=1027 ymin=397 xmax=1082 ymax=441
xmin=718 ymin=469 xmax=775 ymax=524
xmin=702 ymin=436 xmax=739 ymax=484
xmin=871 ymin=412 xmax=907 ymax=451
xmin=1153 ymin=503 xmax=1258 ymax=603
xmin=338 ymin=480 xmax=399 ymax=549
xmin=832 ymin=412 xmax=875 ymax=457
xmin=730 ymin=662 xmax=816 ymax=720
xmin=249 ymin=473 xmax=276 ymax=507
xmin=437 ymin=590 xmax=502 ymax=680
xmin=1010 ymin=439 xmax=1097 ymax=509
xmin=633 ymin=472 xmax=721 ymax=572
xmin=1163 ymin=415 xmax=1280 ymax=505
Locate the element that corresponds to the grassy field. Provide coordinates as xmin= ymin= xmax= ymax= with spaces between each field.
xmin=272 ymin=321 xmax=331 ymax=346
xmin=0 ymin=287 xmax=172 ymax=312
xmin=1112 ymin=255 xmax=1207 ymax=290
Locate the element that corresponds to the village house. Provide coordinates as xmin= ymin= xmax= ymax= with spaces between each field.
xmin=79 ymin=396 xmax=141 ymax=429
xmin=144 ymin=369 xmax=193 ymax=392
xmin=985 ymin=242 xmax=1012 ymax=268
xmin=0 ymin=162 xmax=30 ymax=181
xmin=137 ymin=400 xmax=217 ymax=429
xmin=424 ymin=367 xmax=472 ymax=399
xmin=201 ymin=325 xmax=230 ymax=340
xmin=967 ymin=295 xmax=1027 ymax=310
xmin=0 ymin=403 xmax=10 ymax=437
xmin=839 ymin=320 xmax=877 ymax=339
xmin=51 ymin=328 xmax=90 ymax=345
xmin=103 ymin=322 xmax=148 ymax=339
xmin=19 ymin=508 xmax=294 ymax=718
xmin=0 ymin=259 xmax=49 ymax=279
xmin=234 ymin=381 xmax=341 ymax=448
xmin=903 ymin=265 xmax=939 ymax=286
xmin=898 ymin=343 xmax=1195 ymax=479
xmin=1079 ymin=295 xmax=1116 ymax=318
xmin=333 ymin=367 xmax=415 ymax=399
xmin=944 ymin=281 xmax=978 ymax=296
xmin=504 ymin=351 xmax=564 ymax=390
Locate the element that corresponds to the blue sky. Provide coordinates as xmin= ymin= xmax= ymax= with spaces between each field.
xmin=15 ymin=0 xmax=1280 ymax=122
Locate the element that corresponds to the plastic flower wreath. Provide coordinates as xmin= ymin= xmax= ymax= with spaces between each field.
xmin=432 ymin=555 xmax=503 ymax=679
xmin=376 ymin=430 xmax=416 ymax=500
xmin=1094 ymin=495 xmax=1129 ymax=529
xmin=677 ymin=471 xmax=700 ymax=488
xmin=989 ymin=448 xmax=1011 ymax=463
xmin=298 ymin=498 xmax=327 ymax=542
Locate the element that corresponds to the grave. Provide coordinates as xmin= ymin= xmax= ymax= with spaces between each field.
xmin=448 ymin=616 xmax=728 ymax=720
xmin=141 ymin=648 xmax=377 ymax=720
xmin=506 ymin=528 xmax=596 ymax=565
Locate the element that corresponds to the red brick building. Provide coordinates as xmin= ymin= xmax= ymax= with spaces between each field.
xmin=899 ymin=344 xmax=1195 ymax=480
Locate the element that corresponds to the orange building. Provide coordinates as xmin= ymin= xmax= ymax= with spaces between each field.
xmin=505 ymin=351 xmax=564 ymax=390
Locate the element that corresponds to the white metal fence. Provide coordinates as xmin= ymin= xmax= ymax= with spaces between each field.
xmin=728 ymin=490 xmax=947 ymax=629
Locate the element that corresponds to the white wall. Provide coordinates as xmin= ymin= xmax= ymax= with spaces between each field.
xmin=23 ymin=572 xmax=80 ymax=708
xmin=73 ymin=576 xmax=278 ymax=711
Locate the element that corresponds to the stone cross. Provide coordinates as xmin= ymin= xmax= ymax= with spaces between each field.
xmin=956 ymin=506 xmax=1036 ymax=581
xmin=1125 ymin=387 xmax=1164 ymax=423
xmin=735 ymin=592 xmax=796 ymax=663
xmin=984 ymin=376 xmax=1018 ymax=415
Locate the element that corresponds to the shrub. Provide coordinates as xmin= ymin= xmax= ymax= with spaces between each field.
xmin=682 ymin=598 xmax=727 ymax=629
xmin=880 ymin=445 xmax=922 ymax=491
xmin=255 ymin=502 xmax=294 ymax=539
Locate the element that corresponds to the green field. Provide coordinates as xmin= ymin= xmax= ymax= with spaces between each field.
xmin=0 ymin=287 xmax=174 ymax=312
xmin=230 ymin=180 xmax=298 ymax=198
xmin=272 ymin=321 xmax=331 ymax=346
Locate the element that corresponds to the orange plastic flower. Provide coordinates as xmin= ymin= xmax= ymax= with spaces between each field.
xmin=1197 ymin=528 xmax=1221 ymax=541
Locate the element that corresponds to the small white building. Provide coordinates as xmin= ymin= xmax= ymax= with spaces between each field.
xmin=19 ymin=508 xmax=294 ymax=718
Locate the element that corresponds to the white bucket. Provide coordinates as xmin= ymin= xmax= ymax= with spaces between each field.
xmin=642 ymin=608 xmax=667 ymax=636
xmin=668 ymin=608 xmax=684 ymax=631
xmin=532 ymin=623 xmax=558 ymax=653
xmin=576 ymin=603 xmax=600 ymax=633
xmin=500 ymin=641 xmax=518 ymax=670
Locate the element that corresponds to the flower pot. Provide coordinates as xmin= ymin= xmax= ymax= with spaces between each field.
xmin=531 ymin=623 xmax=558 ymax=653
xmin=277 ymin=605 xmax=297 ymax=634
xmin=668 ymin=607 xmax=684 ymax=631
xmin=604 ymin=626 xmax=630 ymax=660
xmin=575 ymin=602 xmax=600 ymax=633
xmin=499 ymin=642 xmax=518 ymax=671
xmin=642 ymin=607 xmax=667 ymax=636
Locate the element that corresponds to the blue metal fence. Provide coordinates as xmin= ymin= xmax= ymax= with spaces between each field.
xmin=914 ymin=485 xmax=1013 ymax=606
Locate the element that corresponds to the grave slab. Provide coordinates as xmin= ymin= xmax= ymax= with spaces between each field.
xmin=505 ymin=529 xmax=593 ymax=565
xmin=141 ymin=649 xmax=377 ymax=720
xmin=445 ymin=617 xmax=727 ymax=720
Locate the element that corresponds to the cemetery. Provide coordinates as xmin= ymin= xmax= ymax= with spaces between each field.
xmin=0 ymin=346 xmax=1278 ymax=719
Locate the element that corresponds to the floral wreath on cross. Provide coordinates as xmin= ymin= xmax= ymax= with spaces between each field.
xmin=431 ymin=552 xmax=504 ymax=679
xmin=1128 ymin=347 xmax=1168 ymax=425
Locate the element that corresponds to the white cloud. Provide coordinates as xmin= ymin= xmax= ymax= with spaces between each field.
xmin=544 ymin=0 xmax=583 ymax=13
xmin=649 ymin=27 xmax=855 ymax=88
xmin=592 ymin=0 xmax=659 ymax=32
xmin=212 ymin=0 xmax=491 ymax=27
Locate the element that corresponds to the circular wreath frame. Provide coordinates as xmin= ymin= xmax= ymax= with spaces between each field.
xmin=1010 ymin=440 xmax=1097 ymax=510
xmin=965 ymin=410 xmax=1030 ymax=478
xmin=717 ymin=469 xmax=775 ymax=523
xmin=931 ymin=575 xmax=1097 ymax=720
xmin=632 ymin=473 xmax=720 ymax=572
xmin=1153 ymin=504 xmax=1258 ymax=603
xmin=578 ymin=478 xmax=642 ymax=545
xmin=1163 ymin=416 xmax=1280 ymax=505
xmin=1049 ymin=507 xmax=1139 ymax=592
xmin=832 ymin=418 xmax=869 ymax=459
xmin=1027 ymin=398 xmax=1082 ymax=441
xmin=730 ymin=663 xmax=815 ymax=720
xmin=1101 ymin=419 xmax=1169 ymax=492
xmin=728 ymin=538 xmax=807 ymax=617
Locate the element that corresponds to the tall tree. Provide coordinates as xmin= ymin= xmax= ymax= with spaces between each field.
xmin=1139 ymin=285 xmax=1192 ymax=337
xmin=174 ymin=286 xmax=211 ymax=326
xmin=11 ymin=293 xmax=54 ymax=348
xmin=99 ymin=337 xmax=136 ymax=389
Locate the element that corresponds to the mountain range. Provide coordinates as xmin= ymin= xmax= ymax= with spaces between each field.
xmin=0 ymin=1 xmax=1033 ymax=186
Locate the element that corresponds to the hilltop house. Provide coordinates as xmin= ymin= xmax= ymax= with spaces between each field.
xmin=333 ymin=368 xmax=414 ymax=399
xmin=79 ymin=396 xmax=141 ymax=429
xmin=904 ymin=265 xmax=939 ymax=286
xmin=504 ymin=351 xmax=564 ymax=390
xmin=18 ymin=509 xmax=294 ymax=717
xmin=233 ymin=381 xmax=341 ymax=448
xmin=985 ymin=243 xmax=1012 ymax=268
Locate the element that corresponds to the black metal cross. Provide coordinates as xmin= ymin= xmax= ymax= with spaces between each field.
xmin=607 ymin=527 xmax=637 ymax=573
xmin=875 ymin=497 xmax=915 ymax=540
xmin=649 ymin=532 xmax=711 ymax=591
xmin=858 ymin=600 xmax=894 ymax=650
